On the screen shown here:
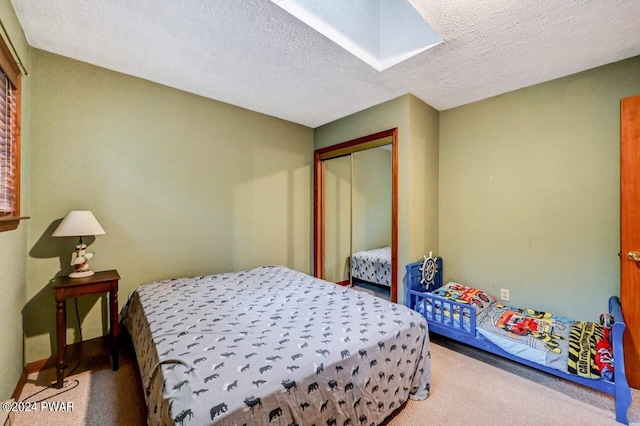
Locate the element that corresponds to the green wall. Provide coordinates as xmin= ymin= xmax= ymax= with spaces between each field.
xmin=409 ymin=95 xmax=439 ymax=262
xmin=0 ymin=0 xmax=30 ymax=400
xmin=439 ymin=56 xmax=640 ymax=320
xmin=24 ymin=49 xmax=313 ymax=362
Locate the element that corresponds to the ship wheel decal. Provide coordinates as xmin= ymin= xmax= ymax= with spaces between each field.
xmin=420 ymin=253 xmax=438 ymax=288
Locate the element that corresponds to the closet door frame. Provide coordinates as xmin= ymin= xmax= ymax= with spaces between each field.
xmin=314 ymin=128 xmax=398 ymax=302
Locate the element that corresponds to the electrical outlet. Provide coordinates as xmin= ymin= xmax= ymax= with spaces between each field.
xmin=500 ymin=288 xmax=510 ymax=301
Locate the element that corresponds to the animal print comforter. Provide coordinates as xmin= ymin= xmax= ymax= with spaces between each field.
xmin=121 ymin=265 xmax=431 ymax=426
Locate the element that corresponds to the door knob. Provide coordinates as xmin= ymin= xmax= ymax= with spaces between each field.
xmin=628 ymin=251 xmax=640 ymax=262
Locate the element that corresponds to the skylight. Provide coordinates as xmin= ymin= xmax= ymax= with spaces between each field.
xmin=271 ymin=0 xmax=443 ymax=71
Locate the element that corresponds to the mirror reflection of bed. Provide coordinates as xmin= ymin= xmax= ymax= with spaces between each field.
xmin=351 ymin=246 xmax=391 ymax=300
xmin=318 ymin=133 xmax=394 ymax=301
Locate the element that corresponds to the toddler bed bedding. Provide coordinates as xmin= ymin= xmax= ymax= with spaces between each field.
xmin=412 ymin=281 xmax=614 ymax=378
xmin=122 ymin=265 xmax=431 ymax=426
xmin=406 ymin=258 xmax=632 ymax=425
xmin=413 ymin=280 xmax=613 ymax=379
xmin=351 ymin=246 xmax=391 ymax=286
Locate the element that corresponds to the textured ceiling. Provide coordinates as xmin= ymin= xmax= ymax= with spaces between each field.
xmin=11 ymin=0 xmax=640 ymax=128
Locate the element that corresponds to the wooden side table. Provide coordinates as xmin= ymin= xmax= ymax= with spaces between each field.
xmin=52 ymin=269 xmax=120 ymax=389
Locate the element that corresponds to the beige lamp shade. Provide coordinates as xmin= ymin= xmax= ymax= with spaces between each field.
xmin=52 ymin=211 xmax=106 ymax=237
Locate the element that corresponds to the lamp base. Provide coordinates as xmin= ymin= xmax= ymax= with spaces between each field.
xmin=69 ymin=270 xmax=95 ymax=279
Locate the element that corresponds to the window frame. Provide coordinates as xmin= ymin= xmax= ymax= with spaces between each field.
xmin=0 ymin=32 xmax=24 ymax=232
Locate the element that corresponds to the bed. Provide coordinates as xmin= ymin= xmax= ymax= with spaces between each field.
xmin=351 ymin=246 xmax=391 ymax=287
xmin=405 ymin=257 xmax=633 ymax=425
xmin=121 ymin=265 xmax=431 ymax=426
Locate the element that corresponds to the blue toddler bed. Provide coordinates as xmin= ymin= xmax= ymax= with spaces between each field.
xmin=405 ymin=257 xmax=633 ymax=425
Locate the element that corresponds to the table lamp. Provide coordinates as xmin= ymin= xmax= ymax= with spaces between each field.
xmin=52 ymin=210 xmax=106 ymax=278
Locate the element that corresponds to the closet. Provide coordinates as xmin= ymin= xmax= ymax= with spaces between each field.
xmin=314 ymin=129 xmax=398 ymax=301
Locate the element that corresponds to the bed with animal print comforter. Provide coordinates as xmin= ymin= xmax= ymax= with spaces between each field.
xmin=121 ymin=265 xmax=431 ymax=426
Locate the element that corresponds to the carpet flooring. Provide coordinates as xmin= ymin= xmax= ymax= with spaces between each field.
xmin=9 ymin=334 xmax=639 ymax=426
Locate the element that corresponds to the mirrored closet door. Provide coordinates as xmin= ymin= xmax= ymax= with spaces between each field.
xmin=323 ymin=155 xmax=351 ymax=284
xmin=351 ymin=146 xmax=392 ymax=298
xmin=314 ymin=129 xmax=398 ymax=302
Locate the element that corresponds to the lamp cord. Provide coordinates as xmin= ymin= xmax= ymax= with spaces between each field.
xmin=75 ymin=298 xmax=83 ymax=343
xmin=3 ymin=362 xmax=81 ymax=426
xmin=3 ymin=301 xmax=84 ymax=424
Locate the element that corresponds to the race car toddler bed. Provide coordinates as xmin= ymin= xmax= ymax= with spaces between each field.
xmin=405 ymin=257 xmax=632 ymax=425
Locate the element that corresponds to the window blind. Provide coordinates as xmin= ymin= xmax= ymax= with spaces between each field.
xmin=0 ymin=70 xmax=16 ymax=215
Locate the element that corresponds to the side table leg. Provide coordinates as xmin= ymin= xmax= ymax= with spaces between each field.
xmin=110 ymin=287 xmax=119 ymax=371
xmin=56 ymin=299 xmax=66 ymax=388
